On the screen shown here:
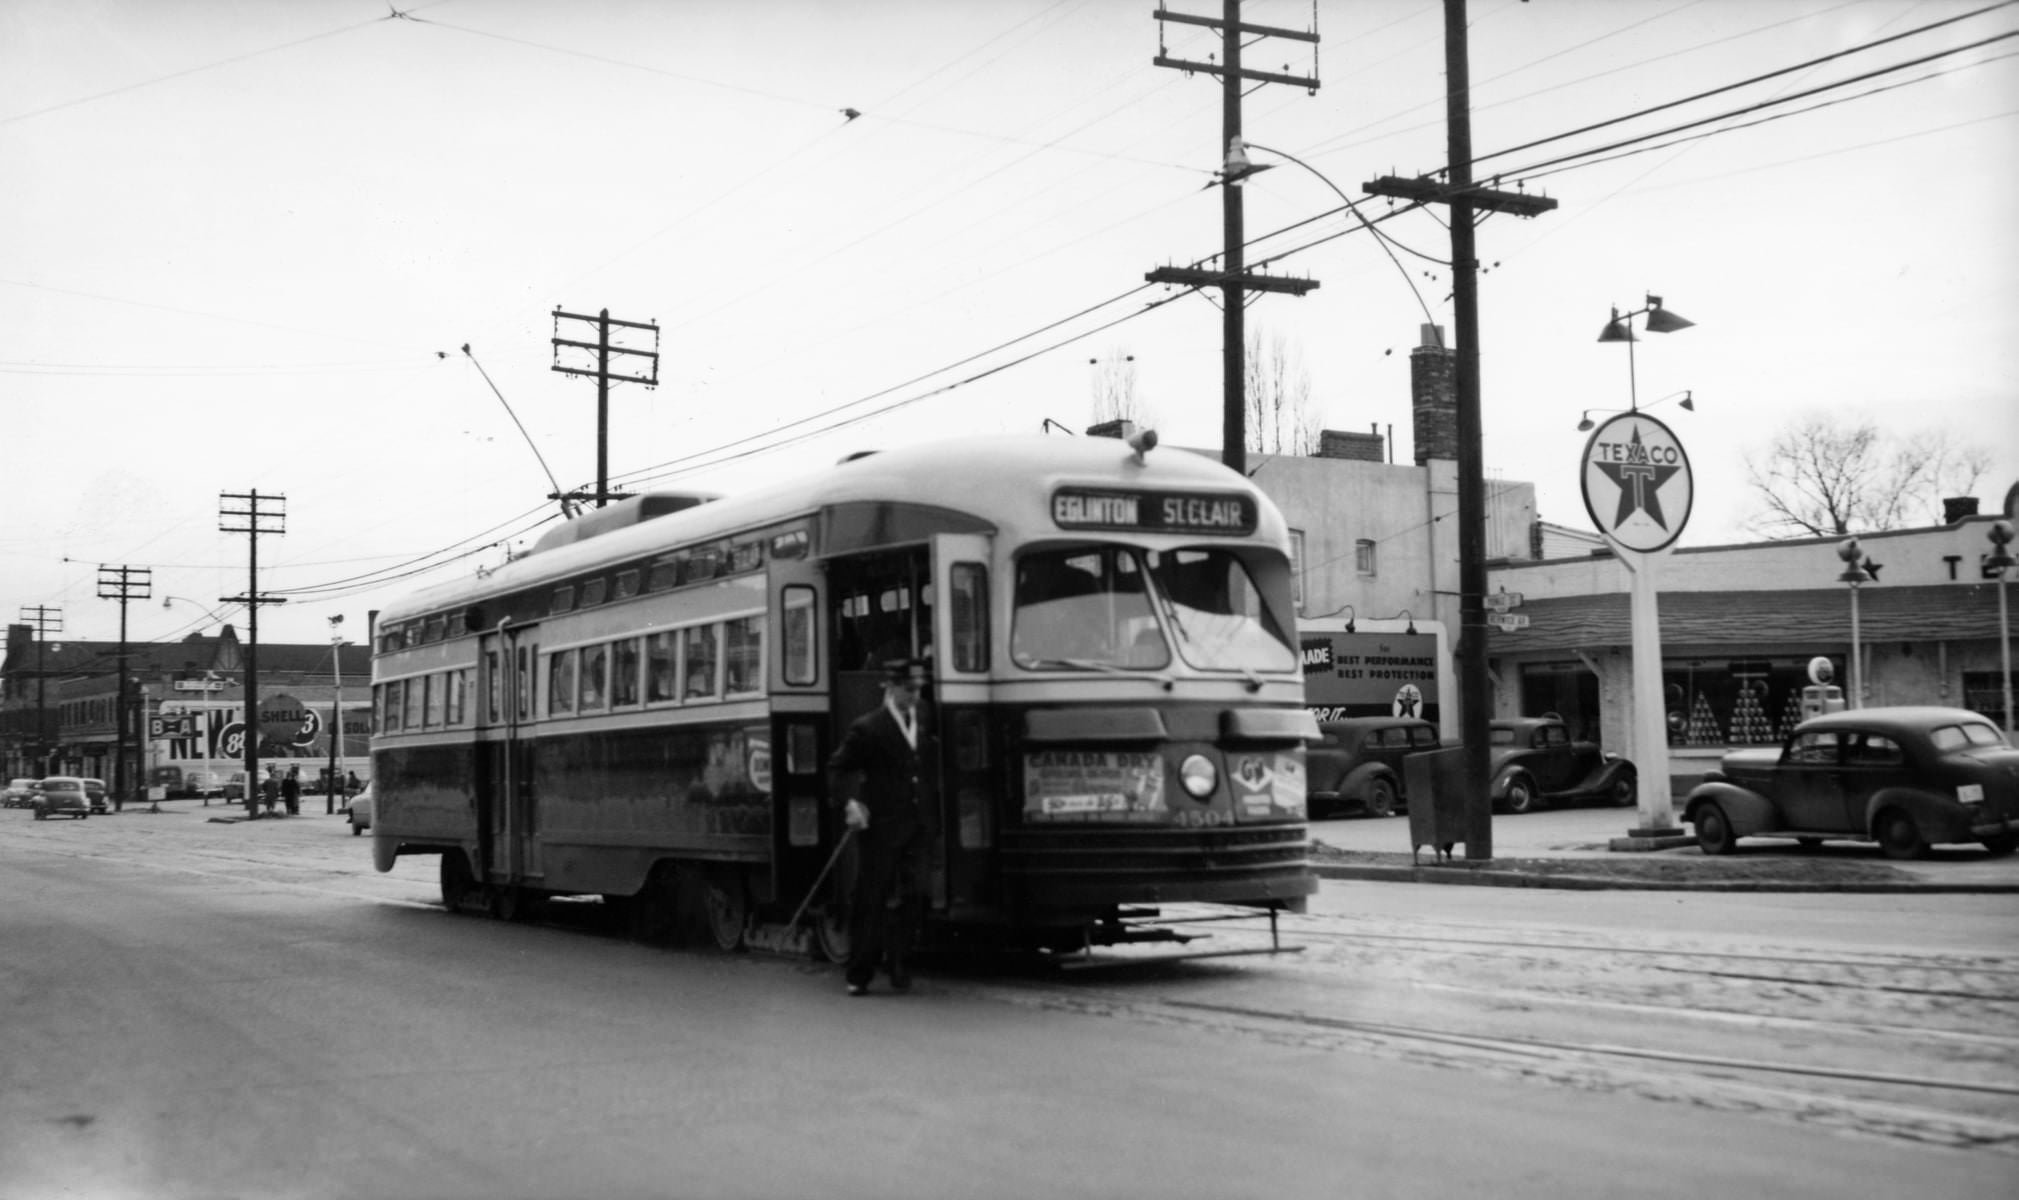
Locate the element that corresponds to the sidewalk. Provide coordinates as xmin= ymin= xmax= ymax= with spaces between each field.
xmin=1309 ymin=805 xmax=2019 ymax=894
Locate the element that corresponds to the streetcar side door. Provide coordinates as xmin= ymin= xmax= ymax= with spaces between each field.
xmin=768 ymin=542 xmax=833 ymax=906
xmin=931 ymin=532 xmax=994 ymax=913
xmin=496 ymin=624 xmax=541 ymax=885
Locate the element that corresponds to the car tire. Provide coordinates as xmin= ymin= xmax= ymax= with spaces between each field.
xmin=1364 ymin=776 xmax=1398 ymax=819
xmin=1502 ymin=774 xmax=1539 ymax=815
xmin=350 ymin=821 xmax=362 ymax=837
xmin=1694 ymin=803 xmax=1738 ymax=855
xmin=1609 ymin=771 xmax=1637 ymax=808
xmin=1980 ymin=833 xmax=2016 ymax=858
xmin=1873 ymin=809 xmax=1927 ymax=861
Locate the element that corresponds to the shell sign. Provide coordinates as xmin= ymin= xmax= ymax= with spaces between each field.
xmin=1580 ymin=411 xmax=1693 ymax=554
xmin=255 ymin=695 xmax=322 ymax=746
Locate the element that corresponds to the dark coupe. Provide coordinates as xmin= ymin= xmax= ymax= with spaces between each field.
xmin=1683 ymin=706 xmax=2019 ymax=859
xmin=1489 ymin=717 xmax=1636 ymax=814
xmin=1306 ymin=717 xmax=1440 ymax=818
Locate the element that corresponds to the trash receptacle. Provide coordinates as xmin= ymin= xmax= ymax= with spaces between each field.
xmin=1404 ymin=747 xmax=1471 ymax=864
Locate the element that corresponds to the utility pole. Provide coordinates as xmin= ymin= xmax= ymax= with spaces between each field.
xmin=96 ymin=565 xmax=152 ymax=809
xmin=1148 ymin=0 xmax=1319 ymax=477
xmin=219 ymin=490 xmax=287 ymax=818
xmin=551 ymin=307 xmax=660 ymax=509
xmin=18 ymin=605 xmax=62 ymax=776
xmin=1363 ymin=0 xmax=1556 ymax=862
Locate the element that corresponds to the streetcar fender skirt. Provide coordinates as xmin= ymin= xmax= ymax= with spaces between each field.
xmin=1055 ymin=944 xmax=1307 ymax=971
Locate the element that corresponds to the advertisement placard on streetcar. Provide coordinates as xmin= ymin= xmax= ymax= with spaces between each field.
xmin=1022 ymin=750 xmax=1167 ymax=821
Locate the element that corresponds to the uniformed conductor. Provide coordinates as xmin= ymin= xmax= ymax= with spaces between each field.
xmin=829 ymin=657 xmax=936 ymax=996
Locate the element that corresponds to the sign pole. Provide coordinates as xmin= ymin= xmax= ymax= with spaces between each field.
xmin=1580 ymin=411 xmax=1693 ymax=843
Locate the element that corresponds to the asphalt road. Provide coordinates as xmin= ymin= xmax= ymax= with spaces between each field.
xmin=3 ymin=804 xmax=2014 ymax=1199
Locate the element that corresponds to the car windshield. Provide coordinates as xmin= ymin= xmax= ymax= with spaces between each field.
xmin=1930 ymin=721 xmax=2006 ymax=751
xmin=1010 ymin=544 xmax=1294 ymax=674
xmin=42 ymin=780 xmax=83 ymax=794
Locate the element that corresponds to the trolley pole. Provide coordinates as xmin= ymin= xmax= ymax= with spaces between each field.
xmin=551 ymin=307 xmax=660 ymax=509
xmin=1147 ymin=0 xmax=1320 ymax=476
xmin=220 ymin=490 xmax=287 ymax=818
xmin=18 ymin=605 xmax=62 ymax=777
xmin=1363 ymin=0 xmax=1557 ymax=861
xmin=96 ymin=565 xmax=153 ymax=809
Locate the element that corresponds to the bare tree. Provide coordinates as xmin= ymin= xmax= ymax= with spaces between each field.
xmin=1745 ymin=416 xmax=1991 ymax=536
xmin=1245 ymin=329 xmax=1318 ymax=455
xmin=1087 ymin=348 xmax=1149 ymax=429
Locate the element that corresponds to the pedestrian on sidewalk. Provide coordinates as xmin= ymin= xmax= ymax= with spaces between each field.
xmin=282 ymin=765 xmax=301 ymax=816
xmin=259 ymin=767 xmax=280 ymax=817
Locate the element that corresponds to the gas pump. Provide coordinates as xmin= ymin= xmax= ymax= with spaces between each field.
xmin=1799 ymin=655 xmax=1845 ymax=720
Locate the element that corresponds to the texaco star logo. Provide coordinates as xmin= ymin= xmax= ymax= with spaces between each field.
xmin=1580 ymin=412 xmax=1693 ymax=553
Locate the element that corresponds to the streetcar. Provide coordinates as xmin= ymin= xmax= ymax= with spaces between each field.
xmin=367 ymin=432 xmax=1317 ymax=959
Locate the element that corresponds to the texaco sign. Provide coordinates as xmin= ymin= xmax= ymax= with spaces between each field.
xmin=1580 ymin=411 xmax=1693 ymax=554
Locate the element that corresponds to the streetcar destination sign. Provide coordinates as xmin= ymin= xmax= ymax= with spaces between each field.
xmin=1051 ymin=488 xmax=1257 ymax=535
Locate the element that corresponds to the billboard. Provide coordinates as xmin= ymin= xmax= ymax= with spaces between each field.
xmin=1298 ymin=620 xmax=1448 ymax=730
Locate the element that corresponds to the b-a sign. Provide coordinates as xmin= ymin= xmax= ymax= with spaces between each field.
xmin=147 ymin=714 xmax=198 ymax=739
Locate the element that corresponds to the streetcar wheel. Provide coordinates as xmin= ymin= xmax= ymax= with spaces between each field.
xmin=1874 ymin=810 xmax=1927 ymax=860
xmin=1983 ymin=834 xmax=2017 ymax=858
xmin=1363 ymin=777 xmax=1397 ymax=819
xmin=1502 ymin=775 xmax=1539 ymax=815
xmin=440 ymin=851 xmax=477 ymax=912
xmin=1694 ymin=804 xmax=1738 ymax=856
xmin=1609 ymin=771 xmax=1637 ymax=808
xmin=703 ymin=870 xmax=748 ymax=952
xmin=626 ymin=869 xmax=681 ymax=946
xmin=813 ymin=905 xmax=851 ymax=963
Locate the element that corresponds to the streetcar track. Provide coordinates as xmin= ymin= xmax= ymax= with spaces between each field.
xmin=1156 ymin=907 xmax=2019 ymax=977
xmin=1155 ymin=997 xmax=2019 ymax=1099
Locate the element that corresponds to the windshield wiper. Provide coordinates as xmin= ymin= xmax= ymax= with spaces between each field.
xmin=1023 ymin=657 xmax=1175 ymax=690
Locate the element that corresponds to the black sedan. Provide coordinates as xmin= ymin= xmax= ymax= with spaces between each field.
xmin=1306 ymin=717 xmax=1439 ymax=818
xmin=1488 ymin=717 xmax=1636 ymax=814
xmin=1683 ymin=706 xmax=2019 ymax=859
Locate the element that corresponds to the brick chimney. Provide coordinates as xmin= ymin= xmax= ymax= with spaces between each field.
xmin=1411 ymin=323 xmax=1457 ymax=464
xmin=1317 ymin=429 xmax=1385 ymax=462
xmin=1943 ymin=496 xmax=1980 ymax=524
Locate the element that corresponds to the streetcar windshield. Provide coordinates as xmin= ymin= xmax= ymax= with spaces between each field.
xmin=1010 ymin=545 xmax=1294 ymax=674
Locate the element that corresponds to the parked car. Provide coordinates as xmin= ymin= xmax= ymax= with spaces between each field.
xmin=180 ymin=769 xmax=227 ymax=800
xmin=222 ymin=771 xmax=248 ymax=801
xmin=4 ymin=778 xmax=38 ymax=808
xmin=1489 ymin=717 xmax=1636 ymax=814
xmin=1307 ymin=717 xmax=1440 ymax=817
xmin=1684 ymin=706 xmax=2019 ymax=859
xmin=33 ymin=776 xmax=90 ymax=820
xmin=346 ymin=783 xmax=374 ymax=836
xmin=81 ymin=778 xmax=109 ymax=814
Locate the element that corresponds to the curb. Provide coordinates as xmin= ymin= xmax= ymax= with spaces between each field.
xmin=1311 ymin=863 xmax=2019 ymax=894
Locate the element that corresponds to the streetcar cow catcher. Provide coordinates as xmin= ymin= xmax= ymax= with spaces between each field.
xmin=368 ymin=433 xmax=1317 ymax=962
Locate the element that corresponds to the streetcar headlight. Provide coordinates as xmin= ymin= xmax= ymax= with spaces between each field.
xmin=1179 ymin=754 xmax=1218 ymax=799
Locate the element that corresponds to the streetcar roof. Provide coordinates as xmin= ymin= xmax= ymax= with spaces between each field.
xmin=376 ymin=433 xmax=1287 ymax=627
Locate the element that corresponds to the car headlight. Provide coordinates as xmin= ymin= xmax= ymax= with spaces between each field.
xmin=1957 ymin=783 xmax=1985 ymax=805
xmin=1179 ymin=754 xmax=1218 ymax=799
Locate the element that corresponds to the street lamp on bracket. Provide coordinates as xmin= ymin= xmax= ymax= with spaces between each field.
xmin=1597 ymin=294 xmax=1694 ymax=411
xmin=1579 ymin=390 xmax=1694 ymax=432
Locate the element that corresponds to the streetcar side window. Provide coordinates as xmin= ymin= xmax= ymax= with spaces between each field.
xmin=611 ymin=637 xmax=641 ymax=707
xmin=950 ymin=563 xmax=988 ymax=672
xmin=579 ymin=643 xmax=609 ymax=712
xmin=450 ymin=669 xmax=469 ymax=726
xmin=684 ymin=625 xmax=719 ymax=700
xmin=424 ymin=673 xmax=444 ymax=727
xmin=781 ymin=586 xmax=817 ymax=686
xmin=646 ymin=631 xmax=679 ymax=704
xmin=380 ymin=681 xmax=402 ymax=732
xmin=724 ymin=616 xmax=762 ymax=696
xmin=485 ymin=650 xmax=501 ymax=722
xmin=516 ymin=645 xmax=533 ymax=720
xmin=548 ymin=649 xmax=577 ymax=715
xmin=403 ymin=676 xmax=424 ymax=729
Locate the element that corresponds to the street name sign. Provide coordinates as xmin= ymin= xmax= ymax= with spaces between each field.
xmin=1484 ymin=591 xmax=1523 ymax=612
xmin=1488 ymin=612 xmax=1530 ymax=632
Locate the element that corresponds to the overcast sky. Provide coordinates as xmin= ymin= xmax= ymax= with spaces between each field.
xmin=6 ymin=0 xmax=2015 ymax=650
